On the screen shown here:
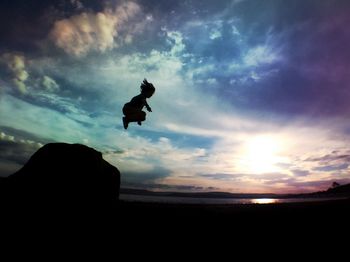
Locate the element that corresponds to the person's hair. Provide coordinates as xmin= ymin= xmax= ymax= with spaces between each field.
xmin=140 ymin=79 xmax=155 ymax=96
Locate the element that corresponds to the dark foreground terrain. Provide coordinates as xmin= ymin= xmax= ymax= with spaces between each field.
xmin=117 ymin=198 xmax=350 ymax=227
xmin=4 ymin=198 xmax=349 ymax=242
xmin=118 ymin=197 xmax=350 ymax=220
xmin=110 ymin=198 xmax=350 ymax=248
xmin=2 ymin=143 xmax=349 ymax=244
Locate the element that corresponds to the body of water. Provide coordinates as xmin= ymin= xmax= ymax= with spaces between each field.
xmin=120 ymin=194 xmax=342 ymax=204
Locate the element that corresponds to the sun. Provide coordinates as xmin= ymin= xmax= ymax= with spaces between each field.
xmin=239 ymin=135 xmax=284 ymax=174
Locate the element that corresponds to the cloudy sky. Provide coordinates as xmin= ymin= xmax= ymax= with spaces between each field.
xmin=1 ymin=0 xmax=350 ymax=193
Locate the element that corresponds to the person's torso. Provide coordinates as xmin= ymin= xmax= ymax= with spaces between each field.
xmin=128 ymin=94 xmax=146 ymax=109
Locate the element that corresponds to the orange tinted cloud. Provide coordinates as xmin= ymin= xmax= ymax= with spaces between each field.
xmin=50 ymin=2 xmax=141 ymax=56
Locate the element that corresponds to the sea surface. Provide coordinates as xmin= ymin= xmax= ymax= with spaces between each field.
xmin=120 ymin=193 xmax=342 ymax=204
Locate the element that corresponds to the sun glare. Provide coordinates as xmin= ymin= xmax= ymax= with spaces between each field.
xmin=251 ymin=198 xmax=279 ymax=204
xmin=239 ymin=135 xmax=285 ymax=174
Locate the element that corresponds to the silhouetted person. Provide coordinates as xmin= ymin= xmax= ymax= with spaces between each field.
xmin=122 ymin=79 xmax=155 ymax=129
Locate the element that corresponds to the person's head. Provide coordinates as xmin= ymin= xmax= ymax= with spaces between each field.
xmin=140 ymin=79 xmax=155 ymax=98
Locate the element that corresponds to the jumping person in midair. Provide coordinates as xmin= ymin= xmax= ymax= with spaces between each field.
xmin=122 ymin=79 xmax=155 ymax=129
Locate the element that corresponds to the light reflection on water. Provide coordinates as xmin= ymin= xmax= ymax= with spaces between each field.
xmin=250 ymin=198 xmax=279 ymax=204
xmin=120 ymin=194 xmax=340 ymax=205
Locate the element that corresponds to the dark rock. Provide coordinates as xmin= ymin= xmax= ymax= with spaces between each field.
xmin=2 ymin=143 xmax=120 ymax=211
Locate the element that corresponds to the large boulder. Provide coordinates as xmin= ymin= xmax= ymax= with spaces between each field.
xmin=2 ymin=143 xmax=120 ymax=211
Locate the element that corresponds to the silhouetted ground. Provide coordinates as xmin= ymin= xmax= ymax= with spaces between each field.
xmin=2 ymin=143 xmax=348 ymax=251
xmin=1 ymin=143 xmax=120 ymax=210
xmin=5 ymin=198 xmax=348 ymax=231
xmin=2 ymin=197 xmax=349 ymax=253
xmin=117 ymin=198 xmax=350 ymax=222
xmin=112 ymin=198 xmax=350 ymax=239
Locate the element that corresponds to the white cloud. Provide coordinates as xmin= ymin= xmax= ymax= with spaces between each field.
xmin=0 ymin=131 xmax=43 ymax=149
xmin=105 ymin=117 xmax=350 ymax=193
xmin=243 ymin=45 xmax=281 ymax=67
xmin=103 ymin=134 xmax=209 ymax=184
xmin=209 ymin=29 xmax=222 ymax=40
xmin=50 ymin=2 xmax=144 ymax=56
xmin=187 ymin=119 xmax=350 ymax=193
xmin=231 ymin=25 xmax=240 ymax=36
xmin=0 ymin=53 xmax=61 ymax=95
xmin=0 ymin=132 xmax=15 ymax=142
xmin=166 ymin=30 xmax=186 ymax=55
xmin=79 ymin=29 xmax=278 ymax=139
xmin=2 ymin=19 xmax=346 ymax=193
xmin=182 ymin=16 xmax=284 ymax=84
xmin=41 ymin=76 xmax=60 ymax=92
xmin=40 ymin=37 xmax=319 ymax=191
xmin=1 ymin=53 xmax=29 ymax=94
xmin=0 ymin=94 xmax=95 ymax=144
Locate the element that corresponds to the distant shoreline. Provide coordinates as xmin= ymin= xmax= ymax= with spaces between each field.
xmin=120 ymin=192 xmax=348 ymax=204
xmin=120 ymin=185 xmax=350 ymax=200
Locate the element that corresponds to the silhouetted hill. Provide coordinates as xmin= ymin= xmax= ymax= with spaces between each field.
xmin=325 ymin=183 xmax=350 ymax=195
xmin=1 ymin=143 xmax=120 ymax=211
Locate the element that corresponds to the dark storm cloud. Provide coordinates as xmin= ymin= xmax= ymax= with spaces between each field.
xmin=0 ymin=129 xmax=48 ymax=159
xmin=0 ymin=126 xmax=51 ymax=142
xmin=0 ymin=140 xmax=37 ymax=166
xmin=121 ymin=165 xmax=220 ymax=191
xmin=149 ymin=184 xmax=211 ymax=191
xmin=0 ymin=0 xmax=68 ymax=54
xmin=0 ymin=0 xmax=109 ymax=55
xmin=121 ymin=182 xmax=217 ymax=192
xmin=0 ymin=138 xmax=42 ymax=176
xmin=0 ymin=0 xmax=50 ymax=53
xmin=0 ymin=126 xmax=51 ymax=176
xmin=121 ymin=166 xmax=171 ymax=185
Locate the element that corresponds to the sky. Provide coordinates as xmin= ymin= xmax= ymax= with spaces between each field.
xmin=1 ymin=0 xmax=350 ymax=194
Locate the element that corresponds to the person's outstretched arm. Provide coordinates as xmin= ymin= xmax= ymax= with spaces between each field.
xmin=145 ymin=100 xmax=152 ymax=112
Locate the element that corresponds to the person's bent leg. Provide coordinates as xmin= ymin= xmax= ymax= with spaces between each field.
xmin=122 ymin=117 xmax=128 ymax=129
xmin=127 ymin=111 xmax=146 ymax=122
xmin=140 ymin=111 xmax=146 ymax=121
